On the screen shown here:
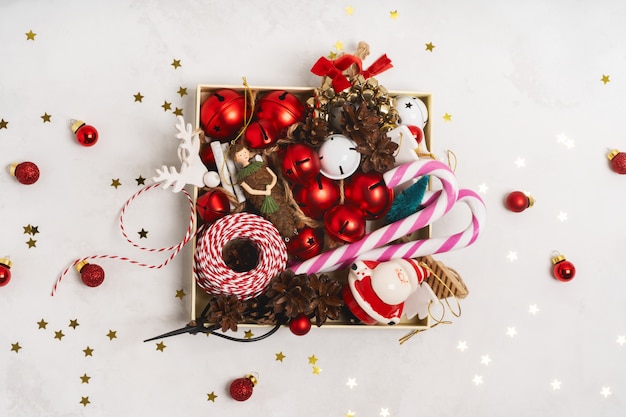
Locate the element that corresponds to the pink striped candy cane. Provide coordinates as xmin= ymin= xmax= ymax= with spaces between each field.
xmin=290 ymin=159 xmax=459 ymax=274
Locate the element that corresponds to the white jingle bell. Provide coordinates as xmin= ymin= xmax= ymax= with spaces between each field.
xmin=318 ymin=134 xmax=361 ymax=180
xmin=394 ymin=96 xmax=428 ymax=128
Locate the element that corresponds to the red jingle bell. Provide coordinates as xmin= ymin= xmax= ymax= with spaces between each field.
xmin=244 ymin=119 xmax=280 ymax=149
xmin=200 ymin=89 xmax=247 ymax=141
xmin=344 ymin=171 xmax=394 ymax=220
xmin=229 ymin=374 xmax=258 ymax=402
xmin=324 ymin=204 xmax=366 ymax=243
xmin=196 ymin=189 xmax=231 ymax=223
xmin=199 ymin=144 xmax=217 ymax=171
xmin=0 ymin=258 xmax=12 ymax=287
xmin=551 ymin=252 xmax=576 ymax=282
xmin=255 ymin=90 xmax=305 ymax=131
xmin=286 ymin=227 xmax=324 ymax=260
xmin=608 ymin=149 xmax=626 ymax=174
xmin=505 ymin=191 xmax=534 ymax=212
xmin=293 ymin=175 xmax=341 ymax=219
xmin=10 ymin=161 xmax=40 ymax=185
xmin=289 ymin=313 xmax=312 ymax=336
xmin=70 ymin=120 xmax=99 ymax=147
xmin=281 ymin=143 xmax=321 ymax=184
xmin=76 ymin=261 xmax=105 ymax=287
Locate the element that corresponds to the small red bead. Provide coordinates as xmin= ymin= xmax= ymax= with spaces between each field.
xmin=11 ymin=162 xmax=40 ymax=185
xmin=80 ymin=263 xmax=105 ymax=287
xmin=505 ymin=191 xmax=533 ymax=212
xmin=229 ymin=377 xmax=255 ymax=401
xmin=289 ymin=313 xmax=312 ymax=336
xmin=553 ymin=260 xmax=576 ymax=282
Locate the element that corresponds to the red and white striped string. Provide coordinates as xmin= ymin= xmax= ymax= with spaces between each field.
xmin=51 ymin=184 xmax=196 ymax=296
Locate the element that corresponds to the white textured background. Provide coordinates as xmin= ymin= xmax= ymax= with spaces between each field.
xmin=1 ymin=1 xmax=625 ymax=416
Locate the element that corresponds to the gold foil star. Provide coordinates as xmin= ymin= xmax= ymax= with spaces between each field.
xmin=111 ymin=178 xmax=121 ymax=188
xmin=83 ymin=346 xmax=94 ymax=357
xmin=171 ymin=59 xmax=181 ymax=69
xmin=308 ymin=355 xmax=318 ymax=365
xmin=135 ymin=175 xmax=146 ymax=185
xmin=161 ymin=101 xmax=172 ymax=112
xmin=390 ymin=10 xmax=399 ymax=20
xmin=175 ymin=289 xmax=186 ymax=300
xmin=312 ymin=365 xmax=322 ymax=375
xmin=177 ymin=87 xmax=188 ymax=97
xmin=69 ymin=319 xmax=80 ymax=329
xmin=54 ymin=330 xmax=65 ymax=340
xmin=80 ymin=373 xmax=91 ymax=384
xmin=37 ymin=319 xmax=48 ymax=329
xmin=30 ymin=226 xmax=39 ymax=235
xmin=106 ymin=330 xmax=117 ymax=340
xmin=443 ymin=113 xmax=452 ymax=121
xmin=275 ymin=352 xmax=286 ymax=362
xmin=23 ymin=224 xmax=33 ymax=234
xmin=80 ymin=396 xmax=90 ymax=407
xmin=345 ymin=6 xmax=354 ymax=15
xmin=26 ymin=238 xmax=37 ymax=248
xmin=156 ymin=341 xmax=166 ymax=351
xmin=41 ymin=113 xmax=51 ymax=123
xmin=0 ymin=119 xmax=8 ymax=129
xmin=138 ymin=228 xmax=148 ymax=239
xmin=207 ymin=392 xmax=218 ymax=402
xmin=244 ymin=330 xmax=254 ymax=339
xmin=328 ymin=51 xmax=338 ymax=59
xmin=11 ymin=342 xmax=21 ymax=353
xmin=173 ymin=108 xmax=184 ymax=117
xmin=133 ymin=92 xmax=144 ymax=102
xmin=601 ymin=74 xmax=610 ymax=84
xmin=425 ymin=42 xmax=435 ymax=52
xmin=334 ymin=41 xmax=344 ymax=51
xmin=25 ymin=30 xmax=36 ymax=40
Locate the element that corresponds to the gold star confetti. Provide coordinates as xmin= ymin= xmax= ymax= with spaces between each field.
xmin=207 ymin=392 xmax=218 ymax=402
xmin=135 ymin=175 xmax=146 ymax=185
xmin=80 ymin=396 xmax=90 ymax=407
xmin=345 ymin=6 xmax=354 ymax=15
xmin=80 ymin=373 xmax=91 ymax=384
xmin=26 ymin=238 xmax=37 ymax=248
xmin=312 ymin=365 xmax=322 ymax=375
xmin=138 ymin=228 xmax=148 ymax=239
xmin=156 ymin=341 xmax=166 ymax=352
xmin=425 ymin=42 xmax=435 ymax=52
xmin=275 ymin=351 xmax=286 ymax=362
xmin=0 ymin=119 xmax=8 ymax=129
xmin=111 ymin=178 xmax=121 ymax=189
xmin=177 ymin=87 xmax=188 ymax=97
xmin=107 ymin=330 xmax=117 ymax=340
xmin=173 ymin=107 xmax=184 ymax=117
xmin=244 ymin=330 xmax=254 ymax=339
xmin=23 ymin=224 xmax=33 ymax=234
xmin=175 ymin=289 xmax=186 ymax=299
xmin=83 ymin=346 xmax=94 ymax=357
xmin=11 ymin=342 xmax=21 ymax=353
xmin=37 ymin=319 xmax=48 ymax=329
xmin=54 ymin=330 xmax=65 ymax=340
xmin=390 ymin=10 xmax=399 ymax=20
xmin=328 ymin=51 xmax=338 ymax=59
xmin=30 ymin=225 xmax=39 ymax=235
xmin=69 ymin=319 xmax=80 ymax=329
xmin=308 ymin=355 xmax=318 ymax=365
xmin=601 ymin=74 xmax=610 ymax=84
xmin=442 ymin=113 xmax=452 ymax=122
xmin=41 ymin=113 xmax=51 ymax=123
xmin=334 ymin=40 xmax=344 ymax=51
xmin=161 ymin=101 xmax=172 ymax=112
xmin=25 ymin=30 xmax=36 ymax=40
xmin=133 ymin=92 xmax=144 ymax=102
xmin=171 ymin=59 xmax=181 ymax=69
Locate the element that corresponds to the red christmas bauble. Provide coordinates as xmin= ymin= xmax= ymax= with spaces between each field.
xmin=196 ymin=189 xmax=231 ymax=223
xmin=505 ymin=191 xmax=533 ymax=212
xmin=71 ymin=120 xmax=99 ymax=147
xmin=293 ymin=175 xmax=341 ymax=219
xmin=244 ymin=119 xmax=279 ymax=149
xmin=407 ymin=125 xmax=424 ymax=145
xmin=229 ymin=375 xmax=257 ymax=401
xmin=286 ymin=227 xmax=324 ymax=260
xmin=10 ymin=162 xmax=40 ymax=185
xmin=552 ymin=254 xmax=576 ymax=282
xmin=281 ymin=143 xmax=321 ymax=184
xmin=344 ymin=171 xmax=394 ymax=220
xmin=199 ymin=145 xmax=217 ymax=171
xmin=608 ymin=149 xmax=626 ymax=174
xmin=0 ymin=258 xmax=12 ymax=287
xmin=289 ymin=313 xmax=312 ymax=336
xmin=200 ymin=89 xmax=247 ymax=141
xmin=324 ymin=204 xmax=366 ymax=243
xmin=77 ymin=262 xmax=105 ymax=287
xmin=255 ymin=90 xmax=305 ymax=130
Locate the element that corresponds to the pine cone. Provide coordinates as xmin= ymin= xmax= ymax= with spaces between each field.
xmin=357 ymin=131 xmax=399 ymax=173
xmin=309 ymin=274 xmax=344 ymax=326
xmin=242 ymin=295 xmax=280 ymax=325
xmin=296 ymin=112 xmax=329 ymax=146
xmin=340 ymin=103 xmax=382 ymax=146
xmin=265 ymin=270 xmax=316 ymax=319
xmin=207 ymin=295 xmax=245 ymax=333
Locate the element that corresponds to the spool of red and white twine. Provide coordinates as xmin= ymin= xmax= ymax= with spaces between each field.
xmin=194 ymin=212 xmax=288 ymax=300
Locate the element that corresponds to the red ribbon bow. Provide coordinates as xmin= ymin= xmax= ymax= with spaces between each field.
xmin=310 ymin=54 xmax=393 ymax=92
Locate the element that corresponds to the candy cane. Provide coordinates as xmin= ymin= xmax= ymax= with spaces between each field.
xmin=290 ymin=159 xmax=459 ymax=274
xmin=331 ymin=188 xmax=485 ymax=269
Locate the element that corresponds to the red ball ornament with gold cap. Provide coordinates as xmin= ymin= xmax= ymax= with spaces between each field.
xmin=289 ymin=313 xmax=312 ymax=335
xmin=71 ymin=119 xmax=99 ymax=147
xmin=0 ymin=257 xmax=12 ymax=287
xmin=76 ymin=260 xmax=105 ymax=287
xmin=551 ymin=252 xmax=576 ymax=282
xmin=505 ymin=191 xmax=534 ymax=212
xmin=607 ymin=149 xmax=626 ymax=174
xmin=9 ymin=161 xmax=40 ymax=185
xmin=229 ymin=374 xmax=258 ymax=401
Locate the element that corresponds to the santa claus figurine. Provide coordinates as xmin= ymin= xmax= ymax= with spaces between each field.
xmin=342 ymin=258 xmax=436 ymax=325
